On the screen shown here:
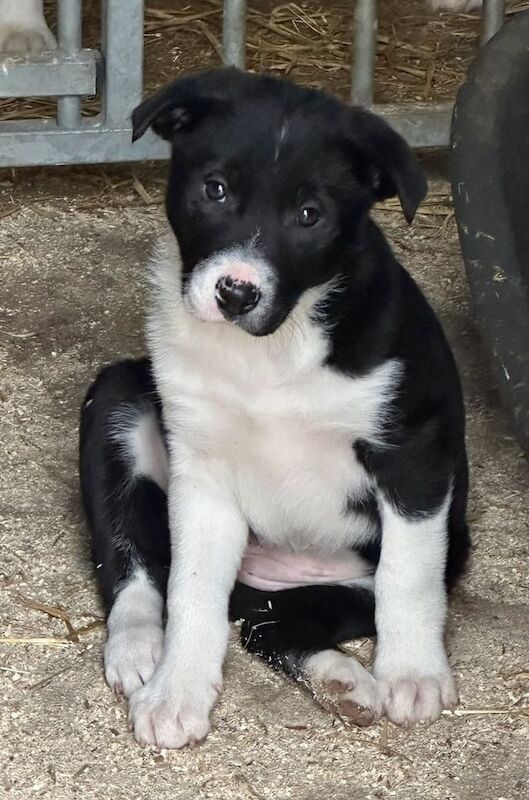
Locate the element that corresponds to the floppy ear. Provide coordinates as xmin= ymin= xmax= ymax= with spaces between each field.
xmin=347 ymin=108 xmax=427 ymax=223
xmin=132 ymin=68 xmax=237 ymax=143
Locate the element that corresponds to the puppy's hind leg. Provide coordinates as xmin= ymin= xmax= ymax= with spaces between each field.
xmin=80 ymin=358 xmax=170 ymax=698
xmin=104 ymin=566 xmax=165 ymax=698
xmin=230 ymin=582 xmax=377 ymax=726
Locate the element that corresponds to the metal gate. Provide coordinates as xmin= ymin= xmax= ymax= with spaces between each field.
xmin=0 ymin=0 xmax=506 ymax=167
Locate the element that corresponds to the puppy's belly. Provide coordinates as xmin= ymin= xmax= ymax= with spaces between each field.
xmin=238 ymin=536 xmax=374 ymax=591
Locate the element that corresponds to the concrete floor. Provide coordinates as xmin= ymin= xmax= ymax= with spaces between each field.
xmin=0 ymin=176 xmax=528 ymax=799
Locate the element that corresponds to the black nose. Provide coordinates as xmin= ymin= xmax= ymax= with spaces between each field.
xmin=215 ymin=276 xmax=261 ymax=318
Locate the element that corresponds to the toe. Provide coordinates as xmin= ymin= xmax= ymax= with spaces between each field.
xmin=337 ymin=697 xmax=375 ymax=727
xmin=131 ymin=705 xmax=157 ymax=748
xmin=413 ymin=678 xmax=442 ymax=724
xmin=441 ymin=675 xmax=459 ymax=709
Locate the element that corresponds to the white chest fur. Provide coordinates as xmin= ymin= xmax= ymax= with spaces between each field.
xmin=147 ymin=235 xmax=401 ymax=554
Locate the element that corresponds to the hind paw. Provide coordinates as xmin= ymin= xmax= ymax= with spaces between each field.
xmin=305 ymin=649 xmax=376 ymax=727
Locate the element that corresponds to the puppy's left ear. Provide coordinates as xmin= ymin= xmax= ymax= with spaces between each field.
xmin=348 ymin=108 xmax=427 ymax=223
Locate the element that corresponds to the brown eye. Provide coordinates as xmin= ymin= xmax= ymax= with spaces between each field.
xmin=297 ymin=206 xmax=320 ymax=227
xmin=204 ymin=180 xmax=227 ymax=202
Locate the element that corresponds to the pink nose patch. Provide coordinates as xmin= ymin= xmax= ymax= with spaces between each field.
xmin=224 ymin=260 xmax=259 ymax=285
xmin=237 ymin=536 xmax=372 ymax=592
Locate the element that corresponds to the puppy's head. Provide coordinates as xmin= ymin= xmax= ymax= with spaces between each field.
xmin=133 ymin=68 xmax=426 ymax=336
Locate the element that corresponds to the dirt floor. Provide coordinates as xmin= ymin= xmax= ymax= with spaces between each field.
xmin=1 ymin=2 xmax=529 ymax=799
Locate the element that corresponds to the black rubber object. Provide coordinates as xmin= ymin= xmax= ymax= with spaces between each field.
xmin=451 ymin=11 xmax=529 ymax=456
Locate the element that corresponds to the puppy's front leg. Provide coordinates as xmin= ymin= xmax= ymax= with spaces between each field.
xmin=374 ymin=495 xmax=458 ymax=725
xmin=128 ymin=456 xmax=247 ymax=749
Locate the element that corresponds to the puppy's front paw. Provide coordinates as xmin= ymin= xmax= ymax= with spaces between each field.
xmin=376 ymin=670 xmax=458 ymax=726
xmin=128 ymin=668 xmax=222 ymax=749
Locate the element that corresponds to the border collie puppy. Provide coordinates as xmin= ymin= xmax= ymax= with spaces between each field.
xmin=80 ymin=67 xmax=469 ymax=749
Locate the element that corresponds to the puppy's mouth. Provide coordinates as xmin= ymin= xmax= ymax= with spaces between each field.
xmin=182 ymin=247 xmax=279 ymax=336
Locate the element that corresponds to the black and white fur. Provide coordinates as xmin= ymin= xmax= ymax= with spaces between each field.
xmin=80 ymin=68 xmax=469 ymax=749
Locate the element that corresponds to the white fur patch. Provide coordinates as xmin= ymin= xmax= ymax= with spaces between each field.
xmin=110 ymin=407 xmax=169 ymax=492
xmin=0 ymin=0 xmax=56 ymax=53
xmin=374 ymin=495 xmax=457 ymax=724
xmin=105 ymin=569 xmax=164 ymax=698
xmin=183 ymin=243 xmax=276 ymax=328
xmin=274 ymin=119 xmax=290 ymax=162
xmin=148 ymin=230 xmax=401 ymax=555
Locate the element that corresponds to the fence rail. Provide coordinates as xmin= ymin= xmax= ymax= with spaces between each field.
xmin=0 ymin=0 xmax=506 ymax=166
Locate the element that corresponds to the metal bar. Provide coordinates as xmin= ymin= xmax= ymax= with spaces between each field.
xmin=223 ymin=0 xmax=247 ymax=68
xmin=351 ymin=0 xmax=377 ymax=106
xmin=102 ymin=0 xmax=145 ymax=129
xmin=373 ymin=102 xmax=453 ymax=149
xmin=0 ymin=102 xmax=453 ymax=166
xmin=0 ymin=51 xmax=97 ymax=98
xmin=0 ymin=119 xmax=169 ymax=167
xmin=481 ymin=0 xmax=505 ymax=45
xmin=57 ymin=0 xmax=83 ymax=130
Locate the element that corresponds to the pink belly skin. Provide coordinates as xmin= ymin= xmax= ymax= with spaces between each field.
xmin=237 ymin=536 xmax=373 ymax=592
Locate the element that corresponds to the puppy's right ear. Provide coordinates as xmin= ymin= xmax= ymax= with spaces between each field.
xmin=132 ymin=70 xmax=234 ymax=143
